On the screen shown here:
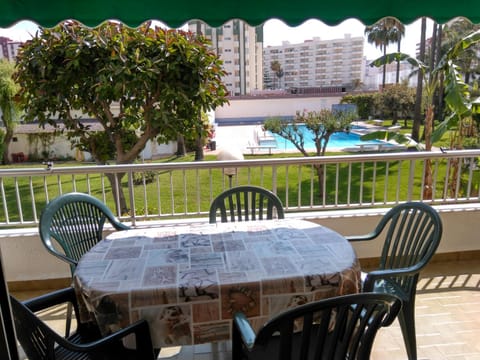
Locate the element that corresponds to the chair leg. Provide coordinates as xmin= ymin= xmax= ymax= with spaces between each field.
xmin=65 ymin=302 xmax=72 ymax=337
xmin=232 ymin=323 xmax=244 ymax=360
xmin=397 ymin=302 xmax=417 ymax=360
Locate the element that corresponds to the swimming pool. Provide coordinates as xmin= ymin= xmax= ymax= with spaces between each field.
xmin=263 ymin=125 xmax=385 ymax=151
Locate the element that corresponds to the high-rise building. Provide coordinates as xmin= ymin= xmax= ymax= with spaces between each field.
xmin=263 ymin=35 xmax=365 ymax=91
xmin=0 ymin=37 xmax=22 ymax=61
xmin=188 ymin=20 xmax=263 ymax=96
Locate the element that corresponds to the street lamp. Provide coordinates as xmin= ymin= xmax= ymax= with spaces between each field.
xmin=217 ymin=147 xmax=244 ymax=187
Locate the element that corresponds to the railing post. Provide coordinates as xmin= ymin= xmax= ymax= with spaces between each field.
xmin=408 ymin=159 xmax=416 ymax=201
xmin=127 ymin=171 xmax=136 ymax=227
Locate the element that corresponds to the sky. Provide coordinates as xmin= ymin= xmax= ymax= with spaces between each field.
xmin=0 ymin=18 xmax=433 ymax=60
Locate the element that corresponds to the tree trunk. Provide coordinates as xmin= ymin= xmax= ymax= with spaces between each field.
xmin=429 ymin=23 xmax=438 ymax=70
xmin=382 ymin=45 xmax=387 ymax=90
xmin=194 ymin=135 xmax=204 ymax=161
xmin=423 ymin=104 xmax=434 ymax=200
xmin=436 ymin=25 xmax=444 ymax=122
xmin=413 ymin=17 xmax=427 ymax=142
xmin=2 ymin=128 xmax=12 ymax=165
xmin=105 ymin=172 xmax=128 ymax=215
xmin=176 ymin=134 xmax=187 ymax=156
xmin=396 ymin=39 xmax=401 ymax=83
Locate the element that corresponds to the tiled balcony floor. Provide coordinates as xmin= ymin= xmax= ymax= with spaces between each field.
xmin=12 ymin=258 xmax=480 ymax=360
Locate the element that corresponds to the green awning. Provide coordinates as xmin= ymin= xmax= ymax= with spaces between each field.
xmin=1 ymin=0 xmax=479 ymax=28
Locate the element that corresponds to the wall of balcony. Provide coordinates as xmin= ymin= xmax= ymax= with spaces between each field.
xmin=2 ymin=204 xmax=479 ymax=290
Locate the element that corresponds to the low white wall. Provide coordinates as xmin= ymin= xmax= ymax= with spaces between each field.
xmin=0 ymin=228 xmax=71 ymax=282
xmin=312 ymin=206 xmax=480 ymax=258
xmin=9 ymin=133 xmax=176 ymax=162
xmin=1 ymin=205 xmax=478 ymax=283
xmin=215 ymin=95 xmax=343 ymax=120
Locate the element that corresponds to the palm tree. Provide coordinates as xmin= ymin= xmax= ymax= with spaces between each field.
xmin=270 ymin=60 xmax=282 ymax=89
xmin=412 ymin=17 xmax=427 ymax=143
xmin=0 ymin=59 xmax=20 ymax=165
xmin=365 ymin=18 xmax=405 ymax=89
xmin=393 ymin=23 xmax=406 ymax=83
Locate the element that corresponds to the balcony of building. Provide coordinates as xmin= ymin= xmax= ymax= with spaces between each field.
xmin=2 ymin=149 xmax=480 ymax=359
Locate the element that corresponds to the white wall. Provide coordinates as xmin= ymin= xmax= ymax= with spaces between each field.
xmin=9 ymin=133 xmax=93 ymax=161
xmin=215 ymin=95 xmax=343 ymax=120
xmin=9 ymin=132 xmax=176 ymax=162
xmin=1 ymin=207 xmax=478 ymax=284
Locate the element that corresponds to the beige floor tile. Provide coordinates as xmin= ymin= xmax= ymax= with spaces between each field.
xmin=11 ymin=258 xmax=480 ymax=360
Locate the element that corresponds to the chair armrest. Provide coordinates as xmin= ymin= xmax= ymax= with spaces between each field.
xmin=23 ymin=287 xmax=77 ymax=312
xmin=85 ymin=319 xmax=153 ymax=353
xmin=42 ymin=238 xmax=79 ymax=268
xmin=233 ymin=312 xmax=257 ymax=349
xmin=113 ymin=221 xmax=131 ymax=231
xmin=363 ymin=264 xmax=424 ymax=291
xmin=345 ymin=231 xmax=379 ymax=242
xmin=54 ymin=319 xmax=154 ymax=357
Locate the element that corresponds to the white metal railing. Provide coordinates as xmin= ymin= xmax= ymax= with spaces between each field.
xmin=1 ymin=149 xmax=480 ymax=228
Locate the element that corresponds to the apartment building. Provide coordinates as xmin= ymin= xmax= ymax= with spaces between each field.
xmin=263 ymin=35 xmax=365 ymax=91
xmin=0 ymin=37 xmax=21 ymax=61
xmin=188 ymin=20 xmax=263 ymax=96
xmin=363 ymin=59 xmax=418 ymax=90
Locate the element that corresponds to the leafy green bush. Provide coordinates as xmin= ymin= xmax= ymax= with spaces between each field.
xmin=132 ymin=171 xmax=156 ymax=185
xmin=341 ymin=93 xmax=376 ymax=119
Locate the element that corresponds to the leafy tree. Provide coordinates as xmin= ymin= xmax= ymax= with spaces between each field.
xmin=378 ymin=84 xmax=416 ymax=125
xmin=264 ymin=109 xmax=356 ymax=196
xmin=0 ymin=59 xmax=20 ymax=165
xmin=14 ymin=21 xmax=228 ymax=213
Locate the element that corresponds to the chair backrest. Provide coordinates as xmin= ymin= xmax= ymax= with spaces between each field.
xmin=209 ymin=185 xmax=285 ymax=223
xmin=39 ymin=192 xmax=129 ymax=274
xmin=10 ymin=295 xmax=64 ymax=360
xmin=235 ymin=293 xmax=401 ymax=360
xmin=375 ymin=202 xmax=442 ymax=294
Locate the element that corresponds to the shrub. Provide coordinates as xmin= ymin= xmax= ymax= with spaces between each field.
xmin=341 ymin=93 xmax=376 ymax=119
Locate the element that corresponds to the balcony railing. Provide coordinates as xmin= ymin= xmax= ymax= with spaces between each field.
xmin=1 ymin=149 xmax=480 ymax=228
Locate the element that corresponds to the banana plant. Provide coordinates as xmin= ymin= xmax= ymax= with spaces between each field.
xmin=368 ymin=30 xmax=480 ymax=198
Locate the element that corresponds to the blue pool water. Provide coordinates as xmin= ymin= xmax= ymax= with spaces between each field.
xmin=265 ymin=125 xmax=384 ymax=151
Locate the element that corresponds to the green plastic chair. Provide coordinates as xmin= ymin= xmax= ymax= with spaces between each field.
xmin=233 ymin=293 xmax=402 ymax=360
xmin=39 ymin=192 xmax=130 ymax=336
xmin=39 ymin=192 xmax=130 ymax=274
xmin=209 ymin=185 xmax=285 ymax=223
xmin=10 ymin=287 xmax=156 ymax=360
xmin=346 ymin=202 xmax=442 ymax=360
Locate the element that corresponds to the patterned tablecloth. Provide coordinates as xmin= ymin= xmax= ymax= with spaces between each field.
xmin=73 ymin=219 xmax=361 ymax=348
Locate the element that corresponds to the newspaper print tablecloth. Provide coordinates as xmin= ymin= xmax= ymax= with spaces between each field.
xmin=73 ymin=219 xmax=361 ymax=348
